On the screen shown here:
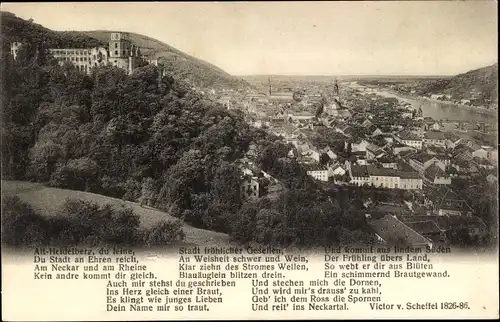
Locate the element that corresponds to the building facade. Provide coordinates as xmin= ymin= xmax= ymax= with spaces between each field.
xmin=349 ymin=165 xmax=422 ymax=190
xmin=11 ymin=32 xmax=158 ymax=76
xmin=10 ymin=41 xmax=23 ymax=60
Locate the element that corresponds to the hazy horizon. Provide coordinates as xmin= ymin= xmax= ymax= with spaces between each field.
xmin=1 ymin=2 xmax=498 ymax=76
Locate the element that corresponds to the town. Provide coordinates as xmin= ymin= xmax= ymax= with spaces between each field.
xmin=2 ymin=9 xmax=498 ymax=251
xmin=204 ymin=76 xmax=497 ymax=249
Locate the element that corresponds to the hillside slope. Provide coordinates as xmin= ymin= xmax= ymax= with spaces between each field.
xmin=2 ymin=180 xmax=232 ymax=246
xmin=79 ymin=30 xmax=248 ymax=89
xmin=414 ymin=63 xmax=498 ymax=106
xmin=1 ymin=12 xmax=248 ymax=89
xmin=0 ymin=11 xmax=103 ymax=48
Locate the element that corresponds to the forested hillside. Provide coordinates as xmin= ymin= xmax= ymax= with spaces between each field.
xmin=80 ymin=30 xmax=248 ymax=89
xmin=0 ymin=11 xmax=104 ymax=48
xmin=1 ymin=12 xmax=248 ymax=89
xmin=411 ymin=63 xmax=498 ymax=106
xmin=1 ymin=17 xmax=375 ymax=248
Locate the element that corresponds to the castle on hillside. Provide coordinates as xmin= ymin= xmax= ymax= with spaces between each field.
xmin=10 ymin=32 xmax=160 ymax=75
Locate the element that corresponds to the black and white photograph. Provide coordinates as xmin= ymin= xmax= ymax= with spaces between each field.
xmin=1 ymin=2 xmax=498 ymax=320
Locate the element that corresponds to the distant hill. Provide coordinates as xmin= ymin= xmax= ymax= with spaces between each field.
xmin=412 ymin=63 xmax=498 ymax=107
xmin=0 ymin=11 xmax=248 ymax=89
xmin=78 ymin=30 xmax=248 ymax=89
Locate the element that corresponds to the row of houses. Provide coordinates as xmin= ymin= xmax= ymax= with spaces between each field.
xmin=349 ymin=165 xmax=423 ymax=190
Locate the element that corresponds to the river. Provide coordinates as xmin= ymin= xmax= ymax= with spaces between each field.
xmin=348 ymin=82 xmax=497 ymax=124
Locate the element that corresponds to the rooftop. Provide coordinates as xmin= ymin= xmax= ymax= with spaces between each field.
xmin=425 ymin=164 xmax=448 ymax=180
xmin=399 ymin=171 xmax=421 ymax=179
xmin=405 ymin=220 xmax=444 ymax=235
xmin=369 ymin=215 xmax=430 ymax=247
xmin=424 ymin=131 xmax=447 ymax=140
xmin=351 ymin=165 xmax=369 ymax=177
xmin=411 ymin=153 xmax=436 ymax=164
xmin=304 ymin=163 xmax=328 ymax=171
xmin=367 ymin=165 xmax=399 ymax=177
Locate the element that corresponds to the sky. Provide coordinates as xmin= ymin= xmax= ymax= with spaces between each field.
xmin=1 ymin=2 xmax=498 ymax=76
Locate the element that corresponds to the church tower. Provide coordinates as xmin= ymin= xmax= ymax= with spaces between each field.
xmin=333 ymin=78 xmax=340 ymax=97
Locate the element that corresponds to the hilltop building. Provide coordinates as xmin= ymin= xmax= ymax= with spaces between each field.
xmin=10 ymin=41 xmax=23 ymax=60
xmin=10 ymin=32 xmax=159 ymax=76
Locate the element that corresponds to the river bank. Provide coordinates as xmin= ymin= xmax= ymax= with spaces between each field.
xmin=392 ymin=92 xmax=497 ymax=117
xmin=348 ymin=82 xmax=496 ymax=123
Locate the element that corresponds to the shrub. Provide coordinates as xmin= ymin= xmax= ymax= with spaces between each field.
xmin=1 ymin=196 xmax=186 ymax=247
xmin=49 ymin=157 xmax=98 ymax=191
xmin=1 ymin=195 xmax=49 ymax=246
xmin=141 ymin=220 xmax=185 ymax=247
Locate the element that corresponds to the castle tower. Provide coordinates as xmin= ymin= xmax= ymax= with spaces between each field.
xmin=109 ymin=32 xmax=139 ymax=75
xmin=109 ymin=32 xmax=132 ymax=58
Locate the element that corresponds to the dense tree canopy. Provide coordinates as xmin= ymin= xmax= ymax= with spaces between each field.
xmin=1 ymin=38 xmax=377 ymax=247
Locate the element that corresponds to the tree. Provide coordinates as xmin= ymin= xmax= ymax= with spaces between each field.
xmin=319 ymin=153 xmax=330 ymax=166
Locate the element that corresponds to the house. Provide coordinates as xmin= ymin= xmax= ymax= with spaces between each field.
xmin=346 ymin=139 xmax=370 ymax=152
xmin=424 ymin=164 xmax=451 ymax=185
xmin=379 ymin=155 xmax=398 ymax=169
xmin=310 ymin=149 xmax=321 ymax=162
xmin=424 ymin=131 xmax=447 ymax=147
xmin=426 ymin=145 xmax=447 ymax=156
xmin=367 ymin=166 xmax=400 ymax=189
xmin=408 ymin=154 xmax=440 ymax=174
xmin=368 ymin=215 xmax=432 ymax=248
xmin=424 ymin=118 xmax=441 ymax=131
xmin=296 ymin=141 xmax=311 ymax=154
xmin=433 ymin=153 xmax=451 ymax=167
xmin=366 ymin=144 xmax=385 ymax=160
xmin=269 ymin=91 xmax=294 ymax=103
xmin=218 ymin=96 xmax=232 ymax=109
xmin=398 ymin=132 xmax=423 ymax=150
xmin=444 ymin=133 xmax=462 ymax=149
xmin=329 ymin=163 xmax=346 ymax=177
xmin=404 ymin=220 xmax=447 ymax=243
xmin=453 ymin=144 xmax=474 ymax=161
xmin=349 ymin=165 xmax=370 ymax=186
xmin=472 ymin=146 xmax=498 ymax=162
xmin=486 ymin=174 xmax=497 ymax=184
xmin=325 ymin=148 xmax=338 ymax=161
xmin=289 ymin=111 xmax=315 ymax=121
xmin=241 ymin=175 xmax=259 ymax=200
xmin=370 ymin=127 xmax=384 ymax=137
xmin=463 ymin=216 xmax=488 ymax=239
xmin=400 ymin=214 xmax=487 ymax=241
xmin=401 ymin=111 xmax=413 ymax=119
xmin=352 ymin=151 xmax=368 ymax=165
xmin=361 ymin=119 xmax=373 ymax=128
xmin=349 ymin=165 xmax=422 ymax=190
xmin=393 ymin=143 xmax=416 ymax=155
xmin=338 ymin=109 xmax=352 ymax=120
xmin=399 ymin=171 xmax=423 ymax=190
xmin=436 ymin=189 xmax=473 ymax=217
xmin=473 ymin=157 xmax=495 ymax=170
xmin=305 ymin=164 xmax=330 ymax=182
xmin=451 ymin=158 xmax=479 ymax=178
xmin=382 ymin=135 xmax=394 ymax=144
